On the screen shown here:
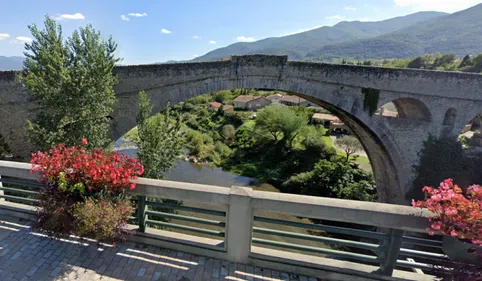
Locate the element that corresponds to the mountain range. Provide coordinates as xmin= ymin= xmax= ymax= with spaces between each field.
xmin=2 ymin=4 xmax=482 ymax=70
xmin=192 ymin=11 xmax=447 ymax=62
xmin=0 ymin=56 xmax=24 ymax=71
xmin=193 ymin=3 xmax=482 ymax=62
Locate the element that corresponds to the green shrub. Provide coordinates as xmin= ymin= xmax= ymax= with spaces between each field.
xmin=73 ymin=197 xmax=134 ymax=244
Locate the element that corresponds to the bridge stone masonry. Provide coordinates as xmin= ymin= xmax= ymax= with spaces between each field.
xmin=1 ymin=54 xmax=482 ymax=204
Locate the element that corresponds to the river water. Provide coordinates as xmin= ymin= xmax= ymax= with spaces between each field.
xmin=113 ymin=139 xmax=257 ymax=187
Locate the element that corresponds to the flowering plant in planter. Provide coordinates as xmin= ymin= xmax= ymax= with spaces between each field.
xmin=31 ymin=139 xmax=144 ymax=243
xmin=412 ymin=179 xmax=482 ymax=245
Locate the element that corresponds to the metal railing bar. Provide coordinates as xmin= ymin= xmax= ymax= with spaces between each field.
xmin=0 ymin=194 xmax=39 ymax=204
xmin=253 ymin=227 xmax=383 ymax=252
xmin=0 ymin=186 xmax=39 ymax=195
xmin=145 ymin=220 xmax=225 ymax=237
xmin=146 ymin=201 xmax=226 ymax=216
xmin=146 ymin=210 xmax=225 ymax=227
xmin=402 ymin=236 xmax=443 ymax=248
xmin=254 ymin=216 xmax=388 ymax=240
xmin=252 ymin=238 xmax=380 ymax=263
xmin=399 ymin=248 xmax=447 ymax=260
xmin=0 ymin=178 xmax=44 ymax=189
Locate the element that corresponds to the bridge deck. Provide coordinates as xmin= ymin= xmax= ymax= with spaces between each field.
xmin=0 ymin=215 xmax=318 ymax=281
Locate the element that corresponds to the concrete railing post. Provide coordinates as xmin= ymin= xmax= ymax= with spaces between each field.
xmin=226 ymin=186 xmax=253 ymax=264
xmin=0 ymin=175 xmax=4 ymax=201
xmin=378 ymin=228 xmax=404 ymax=276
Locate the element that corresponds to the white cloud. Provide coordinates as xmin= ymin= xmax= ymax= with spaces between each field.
xmin=0 ymin=33 xmax=9 ymax=40
xmin=192 ymin=54 xmax=199 ymax=58
xmin=393 ymin=0 xmax=482 ymax=12
xmin=128 ymin=13 xmax=147 ymax=17
xmin=236 ymin=36 xmax=256 ymax=42
xmin=192 ymin=35 xmax=201 ymax=39
xmin=359 ymin=17 xmax=374 ymax=22
xmin=326 ymin=15 xmax=346 ymax=20
xmin=209 ymin=40 xmax=216 ymax=44
xmin=120 ymin=15 xmax=129 ymax=21
xmin=344 ymin=6 xmax=357 ymax=11
xmin=11 ymin=36 xmax=33 ymax=44
xmin=161 ymin=29 xmax=172 ymax=34
xmin=55 ymin=13 xmax=85 ymax=20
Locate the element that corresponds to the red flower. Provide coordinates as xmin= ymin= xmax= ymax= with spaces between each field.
xmin=30 ymin=140 xmax=144 ymax=194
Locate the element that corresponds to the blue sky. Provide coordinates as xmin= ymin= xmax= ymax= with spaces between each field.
xmin=1 ymin=0 xmax=481 ymax=64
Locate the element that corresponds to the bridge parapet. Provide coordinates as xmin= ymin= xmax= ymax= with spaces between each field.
xmin=0 ymin=160 xmax=443 ymax=281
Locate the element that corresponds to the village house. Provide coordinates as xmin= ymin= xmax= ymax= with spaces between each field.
xmin=233 ymin=95 xmax=272 ymax=110
xmin=279 ymin=95 xmax=311 ymax=106
xmin=312 ymin=113 xmax=351 ymax=134
xmin=208 ymin=102 xmax=234 ymax=113
xmin=266 ymin=93 xmax=284 ymax=103
xmin=330 ymin=118 xmax=351 ymax=135
xmin=312 ymin=113 xmax=339 ymax=128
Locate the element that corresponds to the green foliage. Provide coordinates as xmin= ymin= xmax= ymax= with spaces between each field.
xmin=0 ymin=135 xmax=11 ymax=157
xmin=57 ymin=172 xmax=86 ymax=193
xmin=221 ymin=125 xmax=236 ymax=146
xmin=335 ymin=136 xmax=363 ymax=162
xmin=214 ymin=141 xmax=232 ymax=158
xmin=282 ymin=159 xmax=376 ymax=201
xmin=362 ymin=88 xmax=380 ymax=116
xmin=411 ymin=135 xmax=464 ymax=200
xmin=19 ymin=15 xmax=120 ymax=151
xmin=255 ymin=105 xmax=308 ymax=148
xmin=235 ymin=124 xmax=256 ymax=149
xmin=73 ymin=197 xmax=134 ymax=243
xmin=135 ymin=91 xmax=185 ymax=179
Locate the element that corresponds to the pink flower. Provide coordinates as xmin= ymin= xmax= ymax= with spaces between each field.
xmin=431 ymin=223 xmax=441 ymax=230
xmin=450 ymin=230 xmax=459 ymax=237
xmin=444 ymin=207 xmax=458 ymax=216
xmin=82 ymin=138 xmax=88 ymax=145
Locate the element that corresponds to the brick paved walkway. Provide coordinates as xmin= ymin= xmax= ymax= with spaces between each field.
xmin=0 ymin=215 xmax=318 ymax=281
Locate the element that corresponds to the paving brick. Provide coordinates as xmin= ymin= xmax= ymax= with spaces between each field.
xmin=0 ymin=215 xmax=318 ymax=281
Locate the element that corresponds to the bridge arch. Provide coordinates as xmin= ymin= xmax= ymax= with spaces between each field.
xmin=110 ymin=75 xmax=409 ymax=204
xmin=376 ymin=98 xmax=431 ymax=121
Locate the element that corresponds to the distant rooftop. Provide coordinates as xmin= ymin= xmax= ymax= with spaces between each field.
xmin=280 ymin=95 xmax=306 ymax=104
xmin=234 ymin=95 xmax=261 ymax=103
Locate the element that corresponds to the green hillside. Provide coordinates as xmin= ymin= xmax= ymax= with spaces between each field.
xmin=192 ymin=12 xmax=446 ymax=62
xmin=306 ymin=4 xmax=482 ymax=61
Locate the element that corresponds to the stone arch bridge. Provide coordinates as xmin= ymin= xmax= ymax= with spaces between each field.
xmin=1 ymin=55 xmax=482 ymax=204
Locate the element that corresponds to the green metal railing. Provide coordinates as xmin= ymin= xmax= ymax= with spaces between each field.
xmin=134 ymin=195 xmax=227 ymax=245
xmin=0 ymin=177 xmax=42 ymax=205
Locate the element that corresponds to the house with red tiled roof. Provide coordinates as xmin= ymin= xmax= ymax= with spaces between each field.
xmin=208 ymin=102 xmax=222 ymax=109
xmin=233 ymin=95 xmax=272 ymax=111
xmin=208 ymin=102 xmax=234 ymax=113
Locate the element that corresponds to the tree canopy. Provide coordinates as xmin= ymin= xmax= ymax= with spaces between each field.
xmin=135 ymin=91 xmax=185 ymax=179
xmin=254 ymin=105 xmax=308 ymax=149
xmin=336 ymin=136 xmax=363 ymax=162
xmin=18 ymin=16 xmax=120 ymax=151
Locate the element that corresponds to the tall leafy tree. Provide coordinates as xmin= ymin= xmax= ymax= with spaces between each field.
xmin=255 ymin=105 xmax=308 ymax=148
xmin=18 ymin=15 xmax=120 ymax=151
xmin=135 ymin=91 xmax=185 ymax=179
